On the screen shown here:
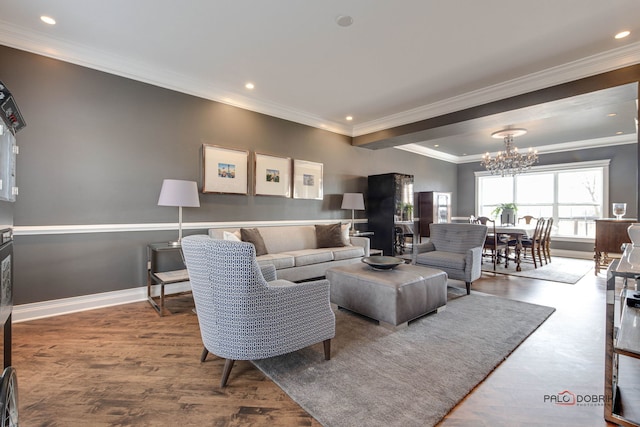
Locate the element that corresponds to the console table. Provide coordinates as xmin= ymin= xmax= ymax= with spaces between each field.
xmin=604 ymin=246 xmax=640 ymax=426
xmin=595 ymin=219 xmax=636 ymax=275
xmin=147 ymin=243 xmax=190 ymax=316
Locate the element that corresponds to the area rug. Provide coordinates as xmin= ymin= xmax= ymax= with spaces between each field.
xmin=253 ymin=294 xmax=555 ymax=427
xmin=481 ymin=256 xmax=593 ymax=284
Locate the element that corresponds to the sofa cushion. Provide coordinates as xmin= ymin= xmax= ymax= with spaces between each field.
xmin=332 ymin=245 xmax=365 ymax=260
xmin=415 ymin=251 xmax=466 ymax=271
xmin=256 ymin=253 xmax=295 ymax=270
xmin=258 ymin=225 xmax=317 ymax=253
xmin=315 ymin=223 xmax=346 ymax=248
xmin=284 ymin=249 xmax=334 ymax=267
xmin=241 ymin=228 xmax=268 ymax=256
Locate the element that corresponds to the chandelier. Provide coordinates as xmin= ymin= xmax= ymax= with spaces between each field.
xmin=481 ymin=128 xmax=538 ymax=177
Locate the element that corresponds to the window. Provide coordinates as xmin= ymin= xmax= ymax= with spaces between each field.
xmin=475 ymin=160 xmax=609 ymax=239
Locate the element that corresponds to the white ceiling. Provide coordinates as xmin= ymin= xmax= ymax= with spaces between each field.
xmin=0 ymin=0 xmax=638 ymax=160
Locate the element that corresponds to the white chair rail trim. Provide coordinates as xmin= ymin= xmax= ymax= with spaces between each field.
xmin=14 ymin=219 xmax=369 ymax=236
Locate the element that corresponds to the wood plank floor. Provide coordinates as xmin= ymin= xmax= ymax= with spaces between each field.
xmin=11 ymin=264 xmax=640 ymax=426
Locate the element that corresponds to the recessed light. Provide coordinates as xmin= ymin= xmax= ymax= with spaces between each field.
xmin=608 ymin=113 xmax=617 ymax=117
xmin=336 ymin=15 xmax=354 ymax=27
xmin=245 ymin=82 xmax=255 ymax=90
xmin=40 ymin=16 xmax=56 ymax=25
xmin=616 ymin=131 xmax=624 ymax=135
xmin=345 ymin=116 xmax=353 ymax=121
xmin=615 ymin=30 xmax=630 ymax=39
xmin=434 ymin=144 xmax=439 ymax=148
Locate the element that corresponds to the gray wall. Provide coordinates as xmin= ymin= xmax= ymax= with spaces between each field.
xmin=0 ymin=45 xmax=455 ymax=304
xmin=457 ymin=144 xmax=638 ymax=252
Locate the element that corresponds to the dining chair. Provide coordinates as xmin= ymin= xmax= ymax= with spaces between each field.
xmin=510 ymin=218 xmax=545 ymax=268
xmin=518 ymin=215 xmax=536 ymax=225
xmin=475 ymin=216 xmax=488 ymax=225
xmin=541 ymin=217 xmax=553 ymax=264
xmin=479 ymin=217 xmax=508 ymax=270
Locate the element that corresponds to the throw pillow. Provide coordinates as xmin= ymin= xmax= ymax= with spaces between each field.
xmin=341 ymin=223 xmax=351 ymax=246
xmin=316 ymin=223 xmax=346 ymax=248
xmin=240 ymin=228 xmax=268 ymax=256
xmin=222 ymin=231 xmax=241 ymax=242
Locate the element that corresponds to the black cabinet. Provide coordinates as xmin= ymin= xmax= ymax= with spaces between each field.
xmin=367 ymin=173 xmax=414 ymax=256
xmin=418 ymin=192 xmax=452 ymax=238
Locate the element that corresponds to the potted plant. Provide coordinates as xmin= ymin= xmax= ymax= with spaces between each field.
xmin=491 ymin=203 xmax=517 ymax=225
xmin=398 ymin=202 xmax=413 ymax=221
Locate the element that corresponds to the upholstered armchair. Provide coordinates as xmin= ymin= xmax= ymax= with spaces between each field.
xmin=412 ymin=223 xmax=488 ymax=295
xmin=181 ymin=235 xmax=336 ymax=387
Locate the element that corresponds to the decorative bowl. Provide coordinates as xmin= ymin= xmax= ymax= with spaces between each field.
xmin=362 ymin=256 xmax=405 ymax=270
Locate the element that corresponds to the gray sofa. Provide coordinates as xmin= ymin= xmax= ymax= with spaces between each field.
xmin=209 ymin=224 xmax=370 ymax=282
xmin=412 ymin=223 xmax=488 ymax=295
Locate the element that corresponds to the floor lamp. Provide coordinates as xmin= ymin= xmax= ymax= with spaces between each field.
xmin=341 ymin=193 xmax=365 ymax=233
xmin=158 ymin=179 xmax=200 ymax=246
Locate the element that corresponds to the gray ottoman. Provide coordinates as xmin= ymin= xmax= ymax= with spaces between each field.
xmin=326 ymin=263 xmax=447 ymax=329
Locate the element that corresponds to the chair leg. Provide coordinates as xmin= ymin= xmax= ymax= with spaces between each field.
xmin=465 ymin=282 xmax=471 ymax=295
xmin=536 ymin=244 xmax=543 ymax=267
xmin=200 ymin=347 xmax=209 ymax=362
xmin=220 ymin=359 xmax=235 ymax=388
xmin=323 ymin=339 xmax=331 ymax=361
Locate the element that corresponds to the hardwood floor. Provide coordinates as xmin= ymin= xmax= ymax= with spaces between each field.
xmin=11 ymin=264 xmax=640 ymax=426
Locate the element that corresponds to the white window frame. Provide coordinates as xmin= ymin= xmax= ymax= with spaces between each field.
xmin=474 ymin=159 xmax=610 ymax=242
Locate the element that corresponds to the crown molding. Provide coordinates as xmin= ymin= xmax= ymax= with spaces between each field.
xmin=0 ymin=20 xmax=352 ymax=136
xmin=394 ymin=145 xmax=461 ymax=163
xmin=0 ymin=19 xmax=638 ymax=139
xmin=402 ymin=134 xmax=637 ymax=164
xmin=354 ymin=41 xmax=640 ymax=137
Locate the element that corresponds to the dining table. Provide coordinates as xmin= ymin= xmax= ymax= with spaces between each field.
xmin=493 ymin=224 xmax=537 ymax=271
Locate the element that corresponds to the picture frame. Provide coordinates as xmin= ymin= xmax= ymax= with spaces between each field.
xmin=254 ymin=153 xmax=291 ymax=197
xmin=202 ymin=144 xmax=249 ymax=194
xmin=293 ymin=159 xmax=323 ymax=200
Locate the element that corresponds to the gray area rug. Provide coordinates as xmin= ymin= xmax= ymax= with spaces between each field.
xmin=481 ymin=256 xmax=593 ymax=284
xmin=253 ymin=293 xmax=555 ymax=427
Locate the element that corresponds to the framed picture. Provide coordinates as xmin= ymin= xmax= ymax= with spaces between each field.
xmin=293 ymin=159 xmax=323 ymax=200
xmin=254 ymin=153 xmax=291 ymax=197
xmin=202 ymin=144 xmax=249 ymax=194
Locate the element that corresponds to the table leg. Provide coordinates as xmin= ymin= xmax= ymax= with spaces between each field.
xmin=515 ymin=236 xmax=523 ymax=272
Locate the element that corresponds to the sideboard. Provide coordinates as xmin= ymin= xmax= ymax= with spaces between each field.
xmin=594 ymin=219 xmax=636 ymax=275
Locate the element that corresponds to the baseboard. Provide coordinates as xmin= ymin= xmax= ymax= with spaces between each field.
xmin=12 ymin=282 xmax=191 ymax=323
xmin=12 ymin=249 xmax=594 ymax=323
xmin=551 ymin=249 xmax=594 ymax=260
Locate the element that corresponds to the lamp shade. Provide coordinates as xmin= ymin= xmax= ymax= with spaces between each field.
xmin=341 ymin=193 xmax=365 ymax=210
xmin=158 ymin=179 xmax=200 ymax=207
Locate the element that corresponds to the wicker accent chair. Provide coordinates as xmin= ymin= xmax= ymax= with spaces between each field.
xmin=181 ymin=235 xmax=336 ymax=387
xmin=413 ymin=223 xmax=488 ymax=295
